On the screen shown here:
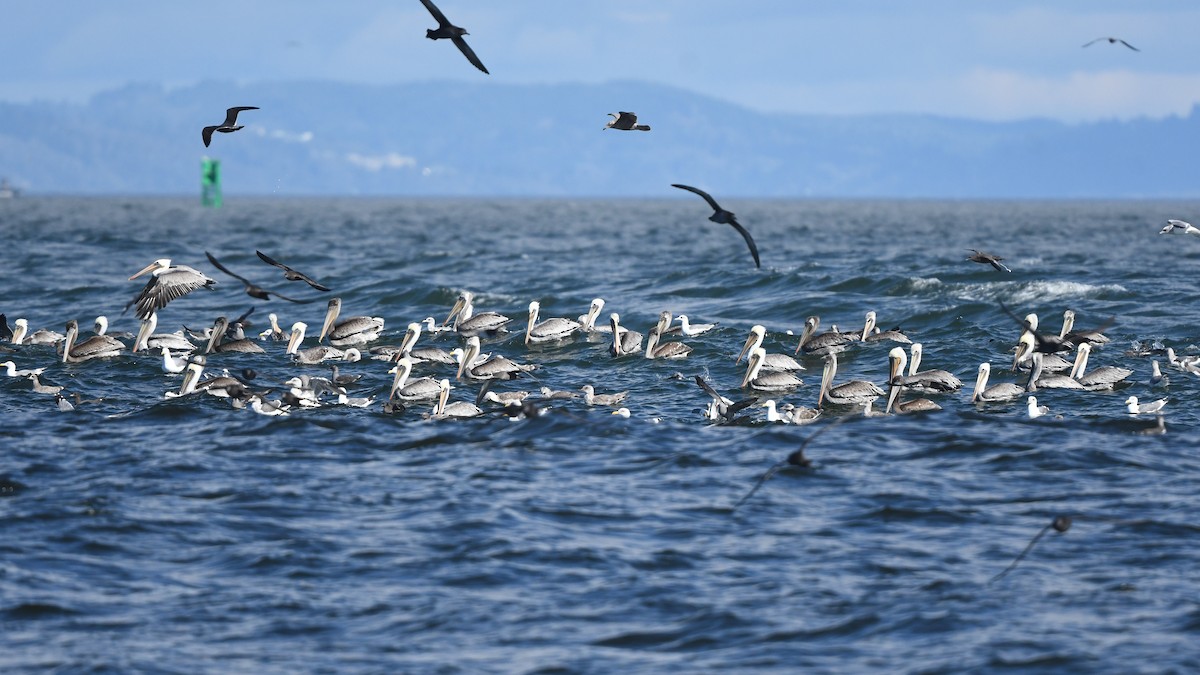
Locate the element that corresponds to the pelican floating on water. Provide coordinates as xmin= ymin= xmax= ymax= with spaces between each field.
xmin=128 ymin=258 xmax=217 ymax=320
xmin=970 ymin=363 xmax=1025 ymax=403
xmin=11 ymin=319 xmax=64 ymax=346
xmin=891 ymin=343 xmax=961 ymax=392
xmin=93 ymin=316 xmax=134 ymax=341
xmin=795 ymin=316 xmax=853 ymax=356
xmin=737 ymin=325 xmax=803 ymax=372
xmin=258 ymin=313 xmax=287 ymax=341
xmin=397 ymin=322 xmax=456 ymax=365
xmin=430 ymin=379 xmax=484 ymax=419
xmin=62 ymin=319 xmax=125 ymax=363
xmin=578 ymin=298 xmax=607 ymax=332
xmin=132 ymin=313 xmax=196 ymax=353
xmin=287 ymin=321 xmax=345 ymax=364
xmin=204 ymin=316 xmax=266 ymax=354
xmin=861 ymin=311 xmax=911 ymax=344
xmin=319 ymin=298 xmax=384 ymax=347
xmin=817 ymin=352 xmax=884 ymax=408
xmin=444 ymin=291 xmax=511 ymax=336
xmin=1069 ymin=343 xmax=1132 ymax=390
xmin=608 ymin=313 xmax=643 ymax=357
xmin=742 ymin=347 xmax=803 ymax=392
xmin=455 ymin=336 xmax=535 ymax=380
xmin=525 ymin=301 xmax=580 ymax=345
xmin=1059 ymin=310 xmax=1110 ymax=346
xmin=644 ymin=326 xmax=692 ymax=359
xmin=388 ymin=357 xmax=442 ymax=402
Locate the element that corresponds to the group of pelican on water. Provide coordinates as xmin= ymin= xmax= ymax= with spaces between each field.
xmin=0 ymin=247 xmax=1179 ymax=427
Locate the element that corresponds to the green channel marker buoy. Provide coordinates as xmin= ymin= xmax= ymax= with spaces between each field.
xmin=201 ymin=157 xmax=221 ymax=207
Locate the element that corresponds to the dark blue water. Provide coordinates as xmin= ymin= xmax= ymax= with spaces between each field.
xmin=3 ymin=197 xmax=1199 ymax=673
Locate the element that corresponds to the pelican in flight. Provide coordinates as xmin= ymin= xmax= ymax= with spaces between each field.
xmin=1082 ymin=36 xmax=1139 ymax=51
xmin=525 ymin=301 xmax=580 ymax=345
xmin=817 ymin=353 xmax=883 ymax=408
xmin=202 ymin=106 xmax=258 ymax=147
xmin=742 ymin=347 xmax=803 ymax=392
xmin=1069 ymin=343 xmax=1132 ymax=390
xmin=419 ymin=0 xmax=489 ymax=74
xmin=319 ymin=298 xmax=384 ymax=346
xmin=604 ymin=112 xmax=651 ymax=131
xmin=444 ymin=291 xmax=511 ymax=335
xmin=1160 ymin=219 xmax=1200 ymax=236
xmin=671 ymin=183 xmax=761 ymax=268
xmin=286 ymin=321 xmax=345 ymax=364
xmin=128 ymin=258 xmax=217 ymax=320
xmin=11 ymin=319 xmax=64 ymax=345
xmin=1125 ymin=396 xmax=1166 ymax=415
xmin=970 ymin=363 xmax=1025 ymax=403
xmin=608 ymin=313 xmax=643 ymax=357
xmin=737 ymin=325 xmax=803 ymax=372
xmin=61 ymin=319 xmax=125 ymax=363
xmin=891 ymin=343 xmax=961 ymax=392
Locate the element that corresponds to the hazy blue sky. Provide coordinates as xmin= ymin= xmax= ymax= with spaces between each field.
xmin=4 ymin=1 xmax=1198 ymax=122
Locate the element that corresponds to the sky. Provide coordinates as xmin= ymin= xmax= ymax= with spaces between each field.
xmin=3 ymin=1 xmax=1199 ymax=122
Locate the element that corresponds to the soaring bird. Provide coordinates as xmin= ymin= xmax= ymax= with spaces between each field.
xmin=419 ymin=0 xmax=489 ymax=74
xmin=966 ymin=249 xmax=1011 ymax=272
xmin=1160 ymin=219 xmax=1200 ymax=236
xmin=604 ymin=112 xmax=650 ymax=131
xmin=128 ymin=258 xmax=217 ymax=320
xmin=255 ymin=250 xmax=332 ymax=291
xmin=205 ymin=252 xmax=314 ymax=303
xmin=671 ymin=183 xmax=761 ymax=268
xmin=202 ymin=106 xmax=258 ymax=147
xmin=1082 ymin=37 xmax=1139 ymax=51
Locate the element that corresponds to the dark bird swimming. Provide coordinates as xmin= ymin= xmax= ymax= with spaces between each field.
xmin=202 ymin=106 xmax=258 ymax=147
xmin=419 ymin=0 xmax=489 ymax=74
xmin=967 ymin=249 xmax=1011 ymax=272
xmin=1082 ymin=36 xmax=1139 ymax=51
xmin=206 ymin=252 xmax=314 ymax=304
xmin=255 ymin=250 xmax=332 ymax=292
xmin=671 ymin=184 xmax=761 ymax=268
xmin=604 ymin=112 xmax=651 ymax=131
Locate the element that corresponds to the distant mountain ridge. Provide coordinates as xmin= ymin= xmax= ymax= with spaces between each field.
xmin=0 ymin=80 xmax=1196 ymax=198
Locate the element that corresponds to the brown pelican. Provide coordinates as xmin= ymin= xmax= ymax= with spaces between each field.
xmin=430 ymin=379 xmax=485 ymax=419
xmin=670 ymin=183 xmax=761 ymax=268
xmin=286 ymin=321 xmax=345 ymax=364
xmin=604 ymin=112 xmax=651 ymax=131
xmin=966 ymin=249 xmax=1012 ymax=272
xmin=970 ymin=363 xmax=1025 ymax=403
xmin=202 ymin=106 xmax=258 ymax=147
xmin=205 ymin=251 xmax=314 ymax=303
xmin=204 ymin=316 xmax=266 ymax=354
xmin=676 ymin=315 xmax=717 ymax=337
xmin=1027 ymin=396 xmax=1050 ymax=419
xmin=444 ymin=291 xmax=511 ymax=336
xmin=166 ymin=355 xmax=207 ymax=398
xmin=794 ymin=316 xmax=853 ymax=356
xmin=1125 ymin=396 xmax=1167 ymax=415
xmin=577 ymin=298 xmax=607 ymax=332
xmin=1069 ymin=343 xmax=1132 ymax=390
xmin=132 ymin=313 xmax=196 ymax=353
xmin=62 ymin=320 xmax=124 ymax=363
xmin=128 ymin=258 xmax=217 ymax=320
xmin=397 ymin=322 xmax=456 ymax=365
xmin=388 ymin=358 xmax=443 ymax=403
xmin=861 ymin=311 xmax=911 ymax=344
xmin=1027 ymin=352 xmax=1085 ymax=391
xmin=580 ymin=385 xmax=628 ymax=407
xmin=608 ymin=313 xmax=643 ymax=357
xmin=1160 ymin=219 xmax=1200 ymax=236
xmin=258 ymin=313 xmax=287 ymax=341
xmin=1059 ymin=310 xmax=1110 ymax=345
xmin=644 ymin=326 xmax=692 ymax=359
xmin=817 ymin=352 xmax=883 ymax=408
xmin=255 ymin=250 xmax=331 ymax=291
xmin=743 ymin=347 xmax=803 ymax=392
xmin=525 ymin=301 xmax=580 ymax=345
xmin=884 ymin=349 xmax=943 ymax=413
xmin=455 ymin=336 xmax=535 ymax=380
xmin=319 ymin=298 xmax=384 ymax=346
xmin=1082 ymin=36 xmax=1139 ymax=51
xmin=884 ymin=383 xmax=942 ymax=414
xmin=11 ymin=319 xmax=64 ymax=345
xmin=3 ymin=360 xmax=45 ymax=377
xmin=92 ymin=316 xmax=134 ymax=341
xmin=736 ymin=325 xmax=804 ymax=372
xmin=419 ymin=0 xmax=489 ymax=74
xmin=891 ymin=343 xmax=962 ymax=392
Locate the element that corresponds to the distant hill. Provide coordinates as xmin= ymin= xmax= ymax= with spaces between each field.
xmin=0 ymin=80 xmax=1196 ymax=198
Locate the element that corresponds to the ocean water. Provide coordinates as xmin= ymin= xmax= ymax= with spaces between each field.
xmin=2 ymin=197 xmax=1199 ymax=673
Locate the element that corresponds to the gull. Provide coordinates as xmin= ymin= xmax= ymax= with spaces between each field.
xmin=255 ymin=250 xmax=332 ymax=292
xmin=966 ymin=249 xmax=1011 ymax=272
xmin=1125 ymin=396 xmax=1167 ymax=415
xmin=419 ymin=0 xmax=489 ymax=74
xmin=676 ymin=315 xmax=717 ymax=337
xmin=671 ymin=184 xmax=761 ymax=268
xmin=202 ymin=106 xmax=258 ymax=147
xmin=1082 ymin=37 xmax=1139 ymax=51
xmin=3 ymin=360 xmax=45 ymax=378
xmin=603 ymin=112 xmax=650 ymax=131
xmin=580 ymin=384 xmax=628 ymax=407
xmin=29 ymin=374 xmax=64 ymax=395
xmin=1026 ymin=396 xmax=1049 ymax=419
xmin=695 ymin=375 xmax=758 ymax=425
xmin=205 ymin=252 xmax=314 ymax=303
xmin=1159 ymin=219 xmax=1200 ymax=236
